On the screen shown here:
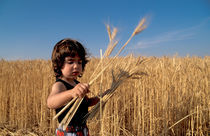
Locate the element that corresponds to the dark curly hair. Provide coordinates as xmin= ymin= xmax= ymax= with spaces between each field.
xmin=51 ymin=38 xmax=89 ymax=78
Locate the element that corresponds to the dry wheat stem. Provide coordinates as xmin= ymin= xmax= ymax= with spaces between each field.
xmin=160 ymin=108 xmax=209 ymax=136
xmin=111 ymin=28 xmax=118 ymax=41
xmin=132 ymin=18 xmax=147 ymax=36
xmin=59 ymin=98 xmax=80 ymax=126
xmin=115 ymin=36 xmax=133 ymax=57
xmin=91 ymin=25 xmax=118 ymax=79
xmin=85 ymin=81 xmax=123 ymax=121
xmin=84 ymin=64 xmax=143 ymax=122
xmin=89 ymin=59 xmax=116 ymax=85
xmin=115 ymin=17 xmax=147 ymax=57
xmin=99 ymin=49 xmax=104 ymax=135
xmin=104 ymin=41 xmax=118 ymax=57
xmin=89 ymin=44 xmax=117 ymax=79
xmin=106 ymin=25 xmax=112 ymax=42
xmin=106 ymin=24 xmax=117 ymax=42
xmin=90 ymin=26 xmax=118 ymax=79
xmin=62 ymin=98 xmax=84 ymax=130
xmin=119 ymin=126 xmax=135 ymax=136
xmin=53 ymin=97 xmax=77 ymax=120
xmin=86 ymin=61 xmax=129 ymax=118
xmin=82 ymin=58 xmax=137 ymax=122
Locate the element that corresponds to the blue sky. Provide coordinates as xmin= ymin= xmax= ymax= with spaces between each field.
xmin=0 ymin=0 xmax=210 ymax=60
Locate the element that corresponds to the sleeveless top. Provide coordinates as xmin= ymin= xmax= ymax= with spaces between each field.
xmin=55 ymin=79 xmax=89 ymax=126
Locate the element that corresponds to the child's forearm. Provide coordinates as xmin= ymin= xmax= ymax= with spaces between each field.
xmin=87 ymin=89 xmax=111 ymax=107
xmin=88 ymin=96 xmax=100 ymax=107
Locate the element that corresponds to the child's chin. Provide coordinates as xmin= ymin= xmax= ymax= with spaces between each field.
xmin=71 ymin=74 xmax=78 ymax=78
xmin=66 ymin=76 xmax=76 ymax=80
xmin=71 ymin=75 xmax=78 ymax=79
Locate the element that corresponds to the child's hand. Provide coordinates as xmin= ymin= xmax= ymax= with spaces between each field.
xmin=72 ymin=83 xmax=89 ymax=98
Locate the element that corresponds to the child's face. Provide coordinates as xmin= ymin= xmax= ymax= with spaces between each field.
xmin=61 ymin=55 xmax=82 ymax=80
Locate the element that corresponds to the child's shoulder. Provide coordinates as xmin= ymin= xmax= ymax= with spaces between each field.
xmin=52 ymin=81 xmax=66 ymax=93
xmin=53 ymin=81 xmax=65 ymax=87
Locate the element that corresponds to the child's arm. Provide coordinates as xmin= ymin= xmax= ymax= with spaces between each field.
xmin=47 ymin=82 xmax=89 ymax=109
xmin=87 ymin=89 xmax=111 ymax=107
xmin=87 ymin=96 xmax=100 ymax=107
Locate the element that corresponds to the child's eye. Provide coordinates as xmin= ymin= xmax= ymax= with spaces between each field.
xmin=67 ymin=61 xmax=74 ymax=64
xmin=78 ymin=61 xmax=82 ymax=64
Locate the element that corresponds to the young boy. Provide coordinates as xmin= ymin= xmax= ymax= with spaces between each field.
xmin=47 ymin=38 xmax=99 ymax=136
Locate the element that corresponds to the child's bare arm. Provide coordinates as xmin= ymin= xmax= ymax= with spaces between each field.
xmin=47 ymin=82 xmax=73 ymax=109
xmin=87 ymin=96 xmax=99 ymax=107
xmin=47 ymin=82 xmax=89 ymax=109
xmin=87 ymin=89 xmax=111 ymax=107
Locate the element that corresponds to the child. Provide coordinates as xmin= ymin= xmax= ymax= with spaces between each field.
xmin=47 ymin=38 xmax=99 ymax=136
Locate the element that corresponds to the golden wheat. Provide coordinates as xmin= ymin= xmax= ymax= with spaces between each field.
xmin=0 ymin=56 xmax=209 ymax=135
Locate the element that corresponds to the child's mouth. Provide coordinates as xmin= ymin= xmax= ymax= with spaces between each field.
xmin=72 ymin=72 xmax=79 ymax=76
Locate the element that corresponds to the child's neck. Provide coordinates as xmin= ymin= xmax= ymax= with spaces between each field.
xmin=61 ymin=77 xmax=77 ymax=86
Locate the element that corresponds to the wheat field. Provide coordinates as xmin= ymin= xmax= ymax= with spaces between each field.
xmin=0 ymin=56 xmax=209 ymax=136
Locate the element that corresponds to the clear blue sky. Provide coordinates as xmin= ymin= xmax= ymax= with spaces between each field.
xmin=0 ymin=0 xmax=210 ymax=60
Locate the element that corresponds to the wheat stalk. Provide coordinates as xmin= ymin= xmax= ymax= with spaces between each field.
xmin=90 ymin=25 xmax=118 ymax=79
xmin=115 ymin=18 xmax=147 ymax=57
xmin=82 ymin=57 xmax=149 ymax=122
xmin=53 ymin=97 xmax=77 ymax=120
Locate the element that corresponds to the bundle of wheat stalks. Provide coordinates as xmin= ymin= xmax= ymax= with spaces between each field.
xmin=82 ymin=57 xmax=149 ymax=123
xmin=53 ymin=17 xmax=148 ymax=130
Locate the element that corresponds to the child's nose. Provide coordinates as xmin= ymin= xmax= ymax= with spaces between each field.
xmin=73 ymin=62 xmax=79 ymax=68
